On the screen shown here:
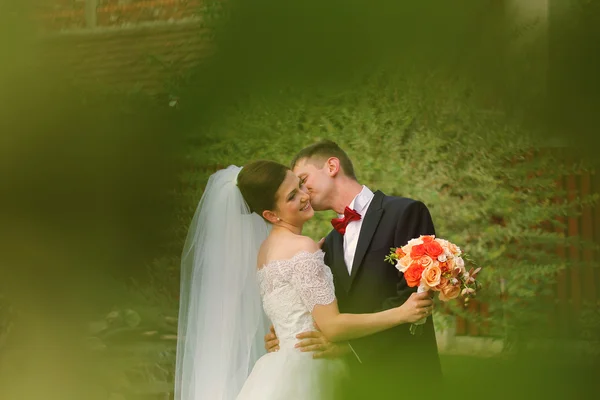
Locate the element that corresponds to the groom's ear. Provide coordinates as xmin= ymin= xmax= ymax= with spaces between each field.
xmin=326 ymin=157 xmax=341 ymax=177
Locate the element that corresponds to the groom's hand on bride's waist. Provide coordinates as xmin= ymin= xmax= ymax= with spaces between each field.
xmin=295 ymin=322 xmax=350 ymax=360
xmin=264 ymin=325 xmax=280 ymax=353
xmin=311 ymin=342 xmax=351 ymax=360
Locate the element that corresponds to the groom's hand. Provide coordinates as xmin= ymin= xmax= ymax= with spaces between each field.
xmin=264 ymin=325 xmax=279 ymax=353
xmin=295 ymin=330 xmax=327 ymax=353
xmin=295 ymin=322 xmax=346 ymax=359
xmin=312 ymin=342 xmax=351 ymax=360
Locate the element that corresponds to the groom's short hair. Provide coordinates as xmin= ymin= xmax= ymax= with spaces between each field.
xmin=291 ymin=140 xmax=357 ymax=180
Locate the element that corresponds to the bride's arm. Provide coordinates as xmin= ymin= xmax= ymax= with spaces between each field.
xmin=290 ymin=237 xmax=432 ymax=343
xmin=311 ymin=293 xmax=429 ymax=342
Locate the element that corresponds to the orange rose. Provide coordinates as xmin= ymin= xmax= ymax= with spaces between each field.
xmin=410 ymin=244 xmax=426 ymax=259
xmin=423 ymin=264 xmax=442 ymax=288
xmin=395 ymin=248 xmax=406 ymax=258
xmin=421 ymin=235 xmax=435 ymax=243
xmin=439 ymin=283 xmax=461 ymax=301
xmin=403 ymin=263 xmax=425 ymax=287
xmin=424 ymin=240 xmax=444 ymax=258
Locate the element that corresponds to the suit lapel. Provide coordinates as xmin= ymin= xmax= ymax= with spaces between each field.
xmin=349 ymin=191 xmax=385 ymax=287
xmin=329 ymin=230 xmax=352 ymax=292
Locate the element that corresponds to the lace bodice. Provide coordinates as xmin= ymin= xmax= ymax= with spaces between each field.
xmin=257 ymin=250 xmax=336 ymax=350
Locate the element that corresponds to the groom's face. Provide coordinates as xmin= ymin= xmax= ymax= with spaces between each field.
xmin=293 ymin=158 xmax=332 ymax=212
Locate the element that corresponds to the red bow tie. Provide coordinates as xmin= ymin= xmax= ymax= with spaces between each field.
xmin=331 ymin=207 xmax=362 ymax=235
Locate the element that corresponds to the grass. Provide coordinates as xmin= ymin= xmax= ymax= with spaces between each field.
xmin=440 ymin=353 xmax=599 ymax=400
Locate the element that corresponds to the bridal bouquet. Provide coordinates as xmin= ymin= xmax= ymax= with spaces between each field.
xmin=385 ymin=235 xmax=480 ymax=335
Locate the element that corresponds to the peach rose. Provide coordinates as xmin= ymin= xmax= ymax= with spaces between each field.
xmin=448 ymin=242 xmax=461 ymax=256
xmin=439 ymin=283 xmax=461 ymax=301
xmin=419 ymin=255 xmax=434 ymax=268
xmin=407 ymin=238 xmax=422 ymax=247
xmin=396 ymin=255 xmax=413 ymax=273
xmin=423 ymin=264 xmax=442 ymax=288
xmin=437 ymin=276 xmax=450 ymax=290
xmin=404 ymin=263 xmax=425 ymax=287
xmin=395 ymin=248 xmax=406 ymax=258
xmin=439 ymin=261 xmax=449 ymax=273
xmin=455 ymin=256 xmax=465 ymax=271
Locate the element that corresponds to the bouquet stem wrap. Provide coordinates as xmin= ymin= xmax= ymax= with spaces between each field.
xmin=410 ymin=285 xmax=428 ymax=335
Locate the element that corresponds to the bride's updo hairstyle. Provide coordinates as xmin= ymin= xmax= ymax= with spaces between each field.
xmin=237 ymin=160 xmax=289 ymax=218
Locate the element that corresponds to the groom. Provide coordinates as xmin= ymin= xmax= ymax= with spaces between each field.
xmin=265 ymin=140 xmax=442 ymax=399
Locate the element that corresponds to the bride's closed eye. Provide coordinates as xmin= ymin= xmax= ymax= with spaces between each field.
xmin=288 ymin=186 xmax=302 ymax=202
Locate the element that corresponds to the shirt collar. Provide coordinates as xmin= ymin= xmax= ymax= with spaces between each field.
xmin=340 ymin=186 xmax=374 ymax=217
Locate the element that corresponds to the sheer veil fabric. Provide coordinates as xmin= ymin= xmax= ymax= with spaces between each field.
xmin=174 ymin=166 xmax=271 ymax=400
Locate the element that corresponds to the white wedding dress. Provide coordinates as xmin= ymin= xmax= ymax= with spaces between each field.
xmin=236 ymin=250 xmax=349 ymax=400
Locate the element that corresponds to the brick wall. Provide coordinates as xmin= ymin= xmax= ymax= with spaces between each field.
xmin=34 ymin=1 xmax=211 ymax=94
xmin=35 ymin=0 xmax=204 ymax=31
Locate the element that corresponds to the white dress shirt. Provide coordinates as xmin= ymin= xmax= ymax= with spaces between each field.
xmin=341 ymin=185 xmax=375 ymax=274
xmin=338 ymin=185 xmax=374 ymax=364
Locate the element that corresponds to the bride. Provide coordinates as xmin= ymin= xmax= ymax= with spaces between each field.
xmin=174 ymin=161 xmax=432 ymax=400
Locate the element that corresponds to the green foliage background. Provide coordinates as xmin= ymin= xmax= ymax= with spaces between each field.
xmin=177 ymin=70 xmax=598 ymax=340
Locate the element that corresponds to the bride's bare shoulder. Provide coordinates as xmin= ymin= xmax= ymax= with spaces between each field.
xmin=257 ymin=235 xmax=319 ymax=269
xmin=287 ymin=235 xmax=320 ymax=255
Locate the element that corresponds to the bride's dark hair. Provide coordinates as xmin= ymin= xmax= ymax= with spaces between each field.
xmin=237 ymin=160 xmax=289 ymax=216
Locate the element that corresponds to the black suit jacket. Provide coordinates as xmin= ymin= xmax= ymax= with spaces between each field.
xmin=323 ymin=191 xmax=442 ymax=393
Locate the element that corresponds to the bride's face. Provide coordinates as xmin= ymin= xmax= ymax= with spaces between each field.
xmin=271 ymin=170 xmax=314 ymax=225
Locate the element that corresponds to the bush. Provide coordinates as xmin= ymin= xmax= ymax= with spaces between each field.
xmin=179 ymin=70 xmax=598 ymax=347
